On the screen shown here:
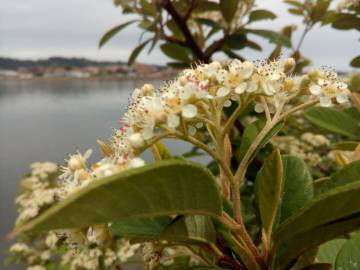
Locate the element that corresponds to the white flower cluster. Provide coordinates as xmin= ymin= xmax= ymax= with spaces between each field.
xmin=307 ymin=68 xmax=350 ymax=107
xmin=272 ymin=132 xmax=330 ymax=166
xmin=11 ymin=152 xmax=143 ymax=269
xmin=111 ymin=58 xmax=349 ymax=161
xmin=15 ymin=162 xmax=59 ymax=225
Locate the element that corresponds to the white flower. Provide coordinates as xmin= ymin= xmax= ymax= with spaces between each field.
xmin=181 ymin=82 xmax=196 ymax=100
xmin=247 ymin=81 xmax=258 ymax=93
xmin=336 ymin=92 xmax=349 ymax=104
xmin=254 ymin=103 xmax=264 ymax=113
xmin=129 ymin=157 xmax=145 ymax=168
xmin=224 ymin=100 xmax=232 ymax=107
xmin=188 ymin=125 xmax=197 ymax=136
xmin=320 ymin=96 xmax=332 ymax=107
xmin=216 ymin=87 xmax=230 ymax=97
xmin=182 ymin=104 xmax=198 ymax=119
xmin=167 ymin=114 xmax=180 ymax=128
xmin=235 ymin=82 xmax=247 ymax=94
xmin=309 ymin=85 xmax=322 ymax=95
xmin=128 ymin=133 xmax=145 ymax=149
xmin=216 ymin=69 xmax=228 ymax=84
xmin=239 ymin=61 xmax=254 ymax=79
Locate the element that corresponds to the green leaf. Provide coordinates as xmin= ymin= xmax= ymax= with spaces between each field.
xmin=193 ymin=0 xmax=219 ymax=13
xmin=255 ymin=149 xmax=283 ymax=236
xmin=15 ymin=160 xmax=222 ymax=235
xmin=239 ymin=120 xmax=284 ymax=160
xmin=284 ymin=0 xmax=303 ymax=8
xmin=304 ymin=107 xmax=360 ymax=139
xmin=111 ymin=215 xmax=216 ymax=245
xmin=225 ymin=34 xmax=247 ymax=50
xmin=350 ymin=55 xmax=360 ymax=68
xmin=249 ymin=9 xmax=277 ymax=22
xmin=274 ymin=213 xmax=360 ymax=269
xmin=247 ymin=29 xmax=291 ymax=47
xmin=111 ymin=216 xmax=173 ymax=239
xmin=244 ymin=40 xmax=262 ymax=51
xmin=219 ymin=0 xmax=238 ymax=23
xmin=276 ymin=155 xmax=314 ymax=225
xmin=317 ymin=239 xmax=347 ymax=266
xmin=99 ymin=20 xmax=138 ymax=48
xmin=288 ymin=8 xmax=304 ymax=15
xmin=332 ymin=14 xmax=360 ymax=31
xmin=335 ymin=233 xmax=360 ymax=270
xmin=315 ymin=160 xmax=360 ymax=196
xmin=330 ymin=141 xmax=359 ymax=151
xmin=273 ymin=182 xmax=360 ymax=267
xmin=152 ymin=141 xmax=173 ymax=160
xmin=160 ymin=215 xmax=216 ymax=244
xmin=128 ymin=39 xmax=152 ymax=65
xmin=310 ymin=0 xmax=331 ymax=22
xmin=160 ymin=43 xmax=191 ymax=63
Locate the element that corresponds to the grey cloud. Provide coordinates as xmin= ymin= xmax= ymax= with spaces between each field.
xmin=0 ymin=0 xmax=358 ymax=70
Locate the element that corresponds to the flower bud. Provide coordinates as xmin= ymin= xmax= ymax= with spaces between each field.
xmin=128 ymin=133 xmax=145 ymax=149
xmin=141 ymin=84 xmax=154 ymax=96
xmin=68 ymin=155 xmax=84 ymax=171
xmin=308 ymin=69 xmax=320 ymax=81
xmin=283 ymin=58 xmax=295 ymax=73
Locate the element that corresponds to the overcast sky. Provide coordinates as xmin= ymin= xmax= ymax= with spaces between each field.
xmin=0 ymin=0 xmax=358 ymax=70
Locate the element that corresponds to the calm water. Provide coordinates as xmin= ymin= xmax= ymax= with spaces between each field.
xmin=0 ymin=78 xmax=209 ymax=268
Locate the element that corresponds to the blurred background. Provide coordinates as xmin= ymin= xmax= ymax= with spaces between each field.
xmin=0 ymin=0 xmax=358 ymax=268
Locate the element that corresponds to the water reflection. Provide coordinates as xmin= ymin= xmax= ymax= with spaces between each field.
xmin=0 ymin=77 xmax=210 ymax=269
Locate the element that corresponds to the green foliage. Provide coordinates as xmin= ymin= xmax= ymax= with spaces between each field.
xmin=255 ymin=150 xmax=283 ymax=237
xmin=99 ymin=20 xmax=138 ymax=48
xmin=335 ymin=233 xmax=360 ymax=270
xmin=249 ymin=9 xmax=277 ymax=22
xmin=304 ymin=107 xmax=360 ymax=139
xmin=219 ymin=0 xmax=238 ymax=23
xmin=239 ymin=120 xmax=284 ymax=160
xmin=15 ymin=160 xmax=221 ymax=234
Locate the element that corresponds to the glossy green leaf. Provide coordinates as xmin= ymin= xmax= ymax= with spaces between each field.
xmin=160 ymin=43 xmax=191 ymax=63
xmin=350 ymin=55 xmax=360 ymax=68
xmin=304 ymin=107 xmax=360 ymax=139
xmin=15 ymin=160 xmax=222 ymax=234
xmin=160 ymin=215 xmax=216 ymax=244
xmin=128 ymin=39 xmax=152 ymax=65
xmin=225 ymin=34 xmax=247 ymax=50
xmin=99 ymin=20 xmax=138 ymax=48
xmin=219 ymin=0 xmax=238 ymax=23
xmin=255 ymin=149 xmax=283 ymax=236
xmin=239 ymin=120 xmax=284 ymax=160
xmin=273 ymin=181 xmax=360 ymax=261
xmin=249 ymin=9 xmax=277 ymax=22
xmin=110 ymin=216 xmax=173 ymax=239
xmin=332 ymin=14 xmax=360 ymax=31
xmin=276 ymin=155 xmax=314 ymax=225
xmin=315 ymin=160 xmax=360 ymax=196
xmin=247 ymin=29 xmax=291 ymax=47
xmin=317 ymin=239 xmax=347 ymax=267
xmin=335 ymin=233 xmax=360 ymax=270
xmin=274 ymin=212 xmax=360 ymax=269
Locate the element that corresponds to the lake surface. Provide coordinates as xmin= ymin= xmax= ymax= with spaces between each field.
xmin=0 ymin=77 xmax=210 ymax=269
